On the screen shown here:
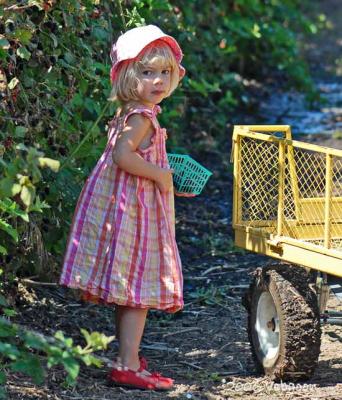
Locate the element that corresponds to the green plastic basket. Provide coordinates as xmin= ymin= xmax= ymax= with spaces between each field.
xmin=167 ymin=153 xmax=212 ymax=195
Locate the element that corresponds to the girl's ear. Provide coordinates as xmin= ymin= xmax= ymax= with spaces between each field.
xmin=179 ymin=65 xmax=186 ymax=80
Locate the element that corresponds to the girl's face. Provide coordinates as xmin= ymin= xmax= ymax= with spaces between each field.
xmin=136 ymin=61 xmax=171 ymax=108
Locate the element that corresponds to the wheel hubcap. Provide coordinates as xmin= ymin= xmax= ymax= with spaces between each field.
xmin=255 ymin=292 xmax=280 ymax=365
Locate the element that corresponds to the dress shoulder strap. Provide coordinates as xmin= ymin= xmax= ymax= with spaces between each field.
xmin=123 ymin=105 xmax=161 ymax=130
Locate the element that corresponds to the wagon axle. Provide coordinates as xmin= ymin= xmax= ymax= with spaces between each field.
xmin=266 ymin=317 xmax=279 ymax=332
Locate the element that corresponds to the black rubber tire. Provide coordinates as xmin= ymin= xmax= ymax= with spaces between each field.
xmin=242 ymin=264 xmax=321 ymax=381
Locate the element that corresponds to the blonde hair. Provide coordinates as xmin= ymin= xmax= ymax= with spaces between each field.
xmin=109 ymin=40 xmax=180 ymax=103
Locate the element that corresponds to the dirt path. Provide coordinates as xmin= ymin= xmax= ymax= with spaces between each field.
xmin=5 ymin=1 xmax=342 ymax=399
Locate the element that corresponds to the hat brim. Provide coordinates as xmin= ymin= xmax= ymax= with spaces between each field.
xmin=110 ymin=36 xmax=185 ymax=84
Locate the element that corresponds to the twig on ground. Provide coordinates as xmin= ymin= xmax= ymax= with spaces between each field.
xmin=209 ymin=300 xmax=231 ymax=311
xmin=210 ymin=269 xmax=247 ymax=276
xmin=228 ymin=284 xmax=249 ymax=289
xmin=140 ymin=344 xmax=180 ymax=353
xmin=185 ymin=276 xmax=210 ymax=280
xmin=179 ymin=361 xmax=204 ymax=370
xmin=221 ymin=370 xmax=244 ymax=376
xmin=146 ymin=330 xmax=172 ymax=336
xmin=181 ymin=310 xmax=212 ymax=316
xmin=201 ymin=265 xmax=238 ymax=276
xmin=61 ymin=396 xmax=112 ymax=400
xmin=162 ymin=327 xmax=202 ymax=338
xmin=217 ymin=342 xmax=233 ymax=353
xmin=21 ymin=279 xmax=58 ymax=287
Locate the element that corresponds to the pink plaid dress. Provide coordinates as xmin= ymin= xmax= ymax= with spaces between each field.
xmin=60 ymin=105 xmax=183 ymax=313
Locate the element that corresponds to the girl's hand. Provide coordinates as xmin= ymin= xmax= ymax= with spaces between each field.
xmin=156 ymin=168 xmax=174 ymax=193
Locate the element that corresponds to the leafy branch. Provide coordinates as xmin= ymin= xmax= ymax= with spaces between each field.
xmin=0 ymin=313 xmax=115 ymax=397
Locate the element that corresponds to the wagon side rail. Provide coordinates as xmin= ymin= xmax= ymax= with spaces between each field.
xmin=232 ymin=125 xmax=342 ymax=278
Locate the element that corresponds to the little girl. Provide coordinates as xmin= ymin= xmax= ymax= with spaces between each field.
xmin=60 ymin=25 xmax=186 ymax=390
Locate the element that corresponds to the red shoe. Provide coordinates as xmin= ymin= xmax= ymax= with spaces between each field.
xmin=109 ymin=365 xmax=174 ymax=390
xmin=139 ymin=356 xmax=175 ymax=384
xmin=139 ymin=356 xmax=148 ymax=370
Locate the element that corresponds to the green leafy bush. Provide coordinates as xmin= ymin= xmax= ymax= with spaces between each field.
xmin=0 ymin=142 xmax=59 ymax=280
xmin=0 ymin=0 xmax=118 ymax=275
xmin=0 ymin=307 xmax=114 ymax=399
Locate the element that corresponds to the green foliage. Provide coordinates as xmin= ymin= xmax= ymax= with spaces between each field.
xmin=0 ymin=143 xmax=57 ymax=265
xmin=0 ymin=298 xmax=114 ymax=392
xmin=136 ymin=0 xmax=319 ymax=137
xmin=188 ymin=284 xmax=229 ymax=307
xmin=0 ymin=0 xmax=118 ymax=274
xmin=333 ymin=130 xmax=342 ymax=140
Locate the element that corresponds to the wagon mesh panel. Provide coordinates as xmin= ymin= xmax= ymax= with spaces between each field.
xmin=284 ymin=154 xmax=296 ymax=220
xmin=294 ymin=148 xmax=326 ymax=198
xmin=238 ymin=133 xmax=342 ymax=252
xmin=240 ymin=137 xmax=279 ymax=231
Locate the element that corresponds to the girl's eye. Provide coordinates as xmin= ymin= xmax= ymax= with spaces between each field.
xmin=142 ymin=70 xmax=152 ymax=76
xmin=162 ymin=69 xmax=171 ymax=75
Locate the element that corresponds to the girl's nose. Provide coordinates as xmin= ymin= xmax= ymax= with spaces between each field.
xmin=154 ymin=75 xmax=163 ymax=84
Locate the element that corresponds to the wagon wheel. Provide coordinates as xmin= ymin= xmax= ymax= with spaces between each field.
xmin=242 ymin=264 xmax=321 ymax=381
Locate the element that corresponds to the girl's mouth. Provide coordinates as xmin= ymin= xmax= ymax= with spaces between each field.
xmin=152 ymin=90 xmax=164 ymax=95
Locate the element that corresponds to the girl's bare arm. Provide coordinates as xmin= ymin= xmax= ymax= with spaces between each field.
xmin=112 ymin=114 xmax=173 ymax=192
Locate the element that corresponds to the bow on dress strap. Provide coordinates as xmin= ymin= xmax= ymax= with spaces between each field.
xmin=151 ymin=105 xmax=162 ymax=118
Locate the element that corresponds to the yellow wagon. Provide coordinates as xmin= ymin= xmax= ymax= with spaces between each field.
xmin=232 ymin=125 xmax=342 ymax=381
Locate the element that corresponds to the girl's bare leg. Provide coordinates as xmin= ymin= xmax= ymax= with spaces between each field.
xmin=115 ymin=305 xmax=124 ymax=342
xmin=116 ymin=305 xmax=148 ymax=371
